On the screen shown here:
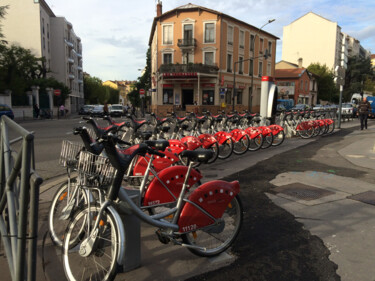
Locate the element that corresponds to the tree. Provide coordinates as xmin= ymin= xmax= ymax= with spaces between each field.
xmin=83 ymin=74 xmax=119 ymax=104
xmin=0 ymin=5 xmax=8 ymax=49
xmin=307 ymin=63 xmax=339 ymax=103
xmin=343 ymin=56 xmax=374 ymax=100
xmin=31 ymin=77 xmax=70 ymax=106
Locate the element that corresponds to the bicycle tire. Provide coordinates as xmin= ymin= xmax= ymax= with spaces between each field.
xmin=63 ymin=205 xmax=120 ymax=281
xmin=248 ymin=134 xmax=263 ymax=151
xmin=261 ymin=133 xmax=273 ymax=149
xmin=327 ymin=121 xmax=335 ymax=134
xmin=233 ymin=135 xmax=250 ymax=155
xmin=217 ymin=138 xmax=233 ymax=159
xmin=181 ymin=194 xmax=243 ymax=257
xmin=297 ymin=126 xmax=314 ymax=138
xmin=48 ymin=178 xmax=87 ymax=248
xmin=272 ymin=130 xmax=285 ymax=146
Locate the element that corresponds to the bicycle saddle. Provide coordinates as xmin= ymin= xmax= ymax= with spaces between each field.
xmin=180 ymin=149 xmax=214 ymax=164
xmin=145 ymin=139 xmax=169 ymax=151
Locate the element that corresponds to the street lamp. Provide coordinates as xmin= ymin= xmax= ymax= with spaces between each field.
xmin=248 ymin=19 xmax=275 ymax=112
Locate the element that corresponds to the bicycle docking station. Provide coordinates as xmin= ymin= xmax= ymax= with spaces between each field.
xmin=260 ymin=76 xmax=278 ymax=126
xmin=117 ymin=188 xmax=142 ymax=272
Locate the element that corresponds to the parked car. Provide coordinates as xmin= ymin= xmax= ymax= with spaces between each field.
xmin=0 ymin=104 xmax=14 ymax=119
xmin=292 ymin=104 xmax=310 ymax=111
xmin=109 ymin=104 xmax=124 ymax=117
xmin=90 ymin=105 xmax=104 ymax=117
xmin=79 ymin=105 xmax=94 ymax=115
xmin=340 ymin=103 xmax=354 ymax=118
xmin=276 ymin=104 xmax=287 ymax=112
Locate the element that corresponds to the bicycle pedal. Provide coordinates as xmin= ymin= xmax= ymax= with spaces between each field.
xmin=155 ymin=229 xmax=169 ymax=244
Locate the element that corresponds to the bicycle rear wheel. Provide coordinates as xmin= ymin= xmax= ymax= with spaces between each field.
xmin=63 ymin=205 xmax=120 ymax=281
xmin=206 ymin=142 xmax=219 ymax=164
xmin=261 ymin=133 xmax=273 ymax=149
xmin=297 ymin=126 xmax=314 ymax=138
xmin=218 ymin=138 xmax=233 ymax=159
xmin=181 ymin=195 xmax=243 ymax=257
xmin=248 ymin=134 xmax=263 ymax=151
xmin=272 ymin=130 xmax=285 ymax=146
xmin=233 ymin=135 xmax=250 ymax=155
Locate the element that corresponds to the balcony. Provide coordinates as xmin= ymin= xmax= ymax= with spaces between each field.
xmin=68 ymin=57 xmax=74 ymax=64
xmin=65 ymin=39 xmax=74 ymax=48
xmin=68 ymin=73 xmax=75 ymax=80
xmin=159 ymin=63 xmax=218 ymax=76
xmin=177 ymin=38 xmax=197 ymax=49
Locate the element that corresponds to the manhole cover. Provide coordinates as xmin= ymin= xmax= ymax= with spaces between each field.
xmin=273 ymin=183 xmax=335 ymax=201
xmin=348 ymin=191 xmax=375 ymax=206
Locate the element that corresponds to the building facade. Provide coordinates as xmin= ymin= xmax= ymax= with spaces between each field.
xmin=2 ymin=0 xmax=84 ymax=112
xmin=149 ymin=3 xmax=278 ymax=115
xmin=102 ymin=80 xmax=136 ymax=105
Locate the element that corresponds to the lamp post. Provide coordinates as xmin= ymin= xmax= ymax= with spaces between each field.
xmin=248 ymin=19 xmax=275 ymax=112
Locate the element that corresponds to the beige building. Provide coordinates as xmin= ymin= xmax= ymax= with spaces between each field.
xmin=2 ymin=0 xmax=84 ymax=112
xmin=149 ymin=2 xmax=278 ymax=115
xmin=102 ymin=80 xmax=136 ymax=105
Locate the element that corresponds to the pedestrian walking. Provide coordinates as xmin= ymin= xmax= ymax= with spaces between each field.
xmin=33 ymin=104 xmax=40 ymax=119
xmin=357 ymin=96 xmax=371 ymax=130
xmin=59 ymin=104 xmax=65 ymax=117
xmin=103 ymin=102 xmax=109 ymax=116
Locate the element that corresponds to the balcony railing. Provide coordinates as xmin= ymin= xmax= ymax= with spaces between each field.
xmin=159 ymin=63 xmax=218 ymax=74
xmin=177 ymin=38 xmax=197 ymax=48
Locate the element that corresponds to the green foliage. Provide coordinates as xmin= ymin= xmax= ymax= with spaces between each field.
xmin=343 ymin=56 xmax=374 ymax=100
xmin=83 ymin=75 xmax=119 ymax=104
xmin=0 ymin=6 xmax=8 ymax=48
xmin=31 ymin=77 xmax=70 ymax=106
xmin=307 ymin=63 xmax=339 ymax=103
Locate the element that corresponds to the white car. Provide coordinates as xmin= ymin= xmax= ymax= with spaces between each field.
xmin=109 ymin=104 xmax=124 ymax=117
xmin=340 ymin=103 xmax=354 ymax=118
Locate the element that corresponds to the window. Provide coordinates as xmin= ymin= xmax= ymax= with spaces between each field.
xmin=204 ymin=52 xmax=214 ymax=65
xmin=236 ymin=90 xmax=242 ymax=104
xmin=227 ymin=26 xmax=233 ymax=45
xmin=267 ymin=63 xmax=271 ymax=76
xmin=184 ymin=24 xmax=193 ymax=40
xmin=249 ymin=59 xmax=254 ymax=76
xmin=162 ymin=25 xmax=173 ymax=45
xmin=239 ymin=30 xmax=244 ymax=49
xmin=204 ymin=23 xmax=215 ymax=43
xmin=250 ymin=34 xmax=255 ymax=51
xmin=305 ymin=81 xmax=308 ymax=91
xmin=182 ymin=52 xmax=193 ymax=64
xmin=163 ymin=89 xmax=173 ymax=104
xmin=300 ymin=81 xmax=303 ymax=90
xmin=163 ymin=53 xmax=172 ymax=64
xmin=227 ymin=53 xmax=232 ymax=72
xmin=238 ymin=56 xmax=243 ymax=74
xmin=268 ymin=41 xmax=272 ymax=57
xmin=259 ymin=38 xmax=264 ymax=54
xmin=258 ymin=61 xmax=263 ymax=77
xmin=202 ymin=90 xmax=214 ymax=105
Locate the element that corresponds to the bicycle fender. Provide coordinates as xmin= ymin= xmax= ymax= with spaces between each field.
xmin=198 ymin=133 xmax=217 ymax=148
xmin=181 ymin=136 xmax=202 ymax=150
xmin=178 ymin=180 xmax=240 ymax=233
xmin=245 ymin=127 xmax=262 ymax=139
xmin=133 ymin=150 xmax=179 ymax=176
xmin=324 ymin=118 xmax=334 ymax=125
xmin=230 ymin=129 xmax=247 ymax=142
xmin=296 ymin=121 xmax=310 ymax=131
xmin=214 ymin=131 xmax=234 ymax=145
xmin=257 ymin=126 xmax=272 ymax=136
xmin=267 ymin=125 xmax=284 ymax=135
xmin=168 ymin=139 xmax=187 ymax=155
xmin=143 ymin=166 xmax=202 ymax=206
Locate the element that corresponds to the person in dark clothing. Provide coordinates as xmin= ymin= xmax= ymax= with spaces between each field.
xmin=33 ymin=104 xmax=40 ymax=119
xmin=357 ymin=96 xmax=371 ymax=130
xmin=103 ymin=102 xmax=109 ymax=116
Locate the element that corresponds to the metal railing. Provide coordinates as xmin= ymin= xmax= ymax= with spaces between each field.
xmin=177 ymin=38 xmax=197 ymax=48
xmin=0 ymin=116 xmax=43 ymax=281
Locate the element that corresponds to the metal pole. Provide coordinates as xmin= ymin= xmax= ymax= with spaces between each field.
xmin=232 ymin=62 xmax=236 ymax=112
xmin=338 ymin=84 xmax=343 ymax=128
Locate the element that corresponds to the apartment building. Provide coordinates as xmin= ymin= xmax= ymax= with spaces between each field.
xmin=282 ymin=12 xmax=370 ymax=87
xmin=2 ymin=0 xmax=84 ymax=112
xmin=149 ymin=2 xmax=278 ymax=115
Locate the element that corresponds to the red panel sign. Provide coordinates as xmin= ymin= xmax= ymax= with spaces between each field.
xmin=53 ymin=89 xmax=61 ymax=96
xmin=139 ymin=88 xmax=145 ymax=95
xmin=162 ymin=84 xmax=174 ymax=88
xmin=202 ymin=83 xmax=215 ymax=88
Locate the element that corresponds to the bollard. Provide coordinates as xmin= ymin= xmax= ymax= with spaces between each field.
xmin=117 ymin=189 xmax=141 ymax=272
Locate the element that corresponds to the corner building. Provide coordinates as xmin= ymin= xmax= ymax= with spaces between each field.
xmin=149 ymin=3 xmax=278 ymax=115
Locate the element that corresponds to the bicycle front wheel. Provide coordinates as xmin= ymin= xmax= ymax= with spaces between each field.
xmin=181 ymin=195 xmax=243 ymax=257
xmin=63 ymin=205 xmax=120 ymax=281
xmin=48 ymin=179 xmax=87 ymax=248
xmin=233 ymin=135 xmax=250 ymax=155
xmin=218 ymin=138 xmax=233 ymax=159
xmin=206 ymin=142 xmax=219 ymax=164
xmin=272 ymin=130 xmax=285 ymax=146
xmin=248 ymin=134 xmax=263 ymax=151
xmin=261 ymin=133 xmax=273 ymax=149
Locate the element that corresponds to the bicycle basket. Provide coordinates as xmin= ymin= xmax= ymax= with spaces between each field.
xmin=59 ymin=140 xmax=84 ymax=167
xmin=77 ymin=151 xmax=115 ymax=186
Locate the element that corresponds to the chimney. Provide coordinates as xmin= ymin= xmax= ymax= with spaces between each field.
xmin=298 ymin=58 xmax=303 ymax=68
xmin=157 ymin=0 xmax=162 ymax=17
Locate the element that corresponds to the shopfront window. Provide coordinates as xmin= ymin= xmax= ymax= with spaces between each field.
xmin=236 ymin=90 xmax=243 ymax=104
xmin=163 ymin=89 xmax=173 ymax=104
xmin=202 ymin=90 xmax=214 ymax=105
xmin=225 ymin=89 xmax=232 ymax=105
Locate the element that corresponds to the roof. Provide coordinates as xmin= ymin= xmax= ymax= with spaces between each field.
xmin=275 ymin=68 xmax=307 ymax=79
xmin=288 ymin=12 xmax=339 ymax=28
xmin=371 ymin=54 xmax=375 ymax=59
xmin=149 ymin=3 xmax=279 ymax=45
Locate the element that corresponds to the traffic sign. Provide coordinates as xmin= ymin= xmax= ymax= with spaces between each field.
xmin=54 ymin=89 xmax=61 ymax=96
xmin=139 ymin=89 xmax=145 ymax=95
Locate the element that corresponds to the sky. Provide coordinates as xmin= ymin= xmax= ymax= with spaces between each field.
xmin=45 ymin=0 xmax=375 ymax=81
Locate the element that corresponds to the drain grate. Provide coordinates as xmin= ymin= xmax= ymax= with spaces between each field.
xmin=273 ymin=183 xmax=335 ymax=201
xmin=348 ymin=191 xmax=375 ymax=206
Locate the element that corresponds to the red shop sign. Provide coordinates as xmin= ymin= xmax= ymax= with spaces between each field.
xmin=202 ymin=83 xmax=215 ymax=88
xmin=162 ymin=84 xmax=174 ymax=88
